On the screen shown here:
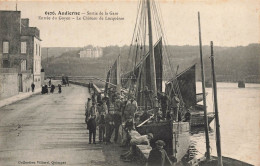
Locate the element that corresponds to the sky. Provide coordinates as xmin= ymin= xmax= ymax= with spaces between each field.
xmin=0 ymin=0 xmax=259 ymax=47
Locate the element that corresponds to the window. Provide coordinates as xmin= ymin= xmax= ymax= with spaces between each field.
xmin=3 ymin=60 xmax=10 ymax=67
xmin=3 ymin=41 xmax=9 ymax=53
xmin=34 ymin=60 xmax=36 ymax=72
xmin=21 ymin=60 xmax=26 ymax=71
xmin=21 ymin=42 xmax=26 ymax=53
xmin=39 ymin=45 xmax=41 ymax=56
xmin=36 ymin=44 xmax=37 ymax=55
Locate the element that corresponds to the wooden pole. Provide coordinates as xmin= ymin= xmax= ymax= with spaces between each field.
xmin=147 ymin=0 xmax=157 ymax=99
xmin=47 ymin=48 xmax=49 ymax=68
xmin=198 ymin=12 xmax=211 ymax=160
xmin=210 ymin=41 xmax=223 ymax=166
xmin=117 ymin=54 xmax=121 ymax=93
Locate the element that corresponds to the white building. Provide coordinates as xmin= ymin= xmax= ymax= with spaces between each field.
xmin=79 ymin=46 xmax=103 ymax=58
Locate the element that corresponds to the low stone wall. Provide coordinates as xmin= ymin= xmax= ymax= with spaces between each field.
xmin=69 ymin=80 xmax=89 ymax=87
xmin=0 ymin=73 xmax=19 ymax=100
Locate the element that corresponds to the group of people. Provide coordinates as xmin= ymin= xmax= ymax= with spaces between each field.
xmin=138 ymin=85 xmax=191 ymax=123
xmin=85 ymin=87 xmax=138 ymax=145
xmin=84 ymin=86 xmax=178 ymax=166
xmin=41 ymin=79 xmax=62 ymax=94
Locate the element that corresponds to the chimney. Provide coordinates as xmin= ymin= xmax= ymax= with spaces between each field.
xmin=21 ymin=18 xmax=29 ymax=27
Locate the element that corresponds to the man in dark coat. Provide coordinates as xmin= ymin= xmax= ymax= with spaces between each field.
xmin=148 ymin=140 xmax=172 ymax=166
xmin=159 ymin=92 xmax=169 ymax=119
xmin=65 ymin=76 xmax=69 ymax=86
xmin=105 ymin=110 xmax=114 ymax=144
xmin=31 ymin=83 xmax=35 ymax=92
xmin=41 ymin=85 xmax=45 ymax=94
xmin=88 ymin=102 xmax=97 ymax=144
xmin=140 ymin=86 xmax=153 ymax=110
xmin=184 ymin=109 xmax=191 ymax=122
xmin=49 ymin=78 xmax=51 ymax=87
xmin=97 ymin=101 xmax=106 ymax=142
xmin=58 ymin=84 xmax=62 ymax=93
xmin=113 ymin=93 xmax=122 ymax=143
xmin=44 ymin=85 xmax=48 ymax=94
xmin=50 ymin=84 xmax=55 ymax=93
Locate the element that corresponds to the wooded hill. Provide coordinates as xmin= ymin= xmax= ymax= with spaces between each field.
xmin=41 ymin=43 xmax=260 ymax=83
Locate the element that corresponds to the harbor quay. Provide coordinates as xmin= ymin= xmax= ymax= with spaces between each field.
xmin=0 ymin=84 xmax=139 ymax=166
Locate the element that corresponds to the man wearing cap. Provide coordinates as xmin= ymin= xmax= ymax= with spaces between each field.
xmin=97 ymin=100 xmax=107 ymax=143
xmin=88 ymin=102 xmax=97 ymax=144
xmin=148 ymin=140 xmax=172 ymax=166
xmin=184 ymin=109 xmax=191 ymax=122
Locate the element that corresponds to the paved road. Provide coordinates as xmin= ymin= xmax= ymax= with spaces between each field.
xmin=0 ymin=84 xmax=138 ymax=166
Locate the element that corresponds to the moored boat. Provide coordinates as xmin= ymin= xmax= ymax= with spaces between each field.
xmin=137 ymin=121 xmax=190 ymax=162
xmin=238 ymin=81 xmax=245 ymax=88
xmin=196 ymin=92 xmax=208 ymax=103
xmin=169 ymin=64 xmax=215 ymax=127
xmin=190 ymin=112 xmax=215 ymax=127
xmin=105 ymin=0 xmax=191 ymax=163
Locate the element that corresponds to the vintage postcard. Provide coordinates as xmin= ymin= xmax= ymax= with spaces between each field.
xmin=0 ymin=0 xmax=259 ymax=166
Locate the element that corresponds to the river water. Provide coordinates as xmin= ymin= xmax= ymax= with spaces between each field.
xmin=191 ymin=82 xmax=260 ymax=166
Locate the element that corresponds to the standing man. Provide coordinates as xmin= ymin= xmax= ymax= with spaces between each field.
xmin=48 ymin=78 xmax=51 ymax=87
xmin=105 ymin=110 xmax=114 ymax=144
xmin=41 ymin=85 xmax=45 ymax=94
xmin=44 ymin=84 xmax=48 ymax=94
xmin=65 ymin=76 xmax=69 ymax=86
xmin=140 ymin=86 xmax=153 ymax=110
xmin=97 ymin=99 xmax=107 ymax=143
xmin=31 ymin=82 xmax=35 ymax=92
xmin=124 ymin=94 xmax=138 ymax=129
xmin=88 ymin=102 xmax=97 ymax=144
xmin=85 ymin=98 xmax=92 ymax=120
xmin=58 ymin=84 xmax=62 ymax=94
xmin=50 ymin=84 xmax=55 ymax=93
xmin=171 ymin=94 xmax=180 ymax=121
xmin=159 ymin=92 xmax=169 ymax=119
xmin=113 ymin=93 xmax=122 ymax=143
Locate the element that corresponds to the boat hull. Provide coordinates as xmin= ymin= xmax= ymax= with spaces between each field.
xmin=190 ymin=112 xmax=215 ymax=127
xmin=196 ymin=92 xmax=208 ymax=103
xmin=136 ymin=121 xmax=190 ymax=162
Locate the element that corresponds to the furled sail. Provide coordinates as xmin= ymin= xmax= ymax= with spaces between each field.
xmin=104 ymin=56 xmax=120 ymax=95
xmin=104 ymin=69 xmax=110 ymax=96
xmin=121 ymin=38 xmax=162 ymax=105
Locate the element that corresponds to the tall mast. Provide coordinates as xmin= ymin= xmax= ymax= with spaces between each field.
xmin=210 ymin=41 xmax=223 ymax=166
xmin=116 ymin=54 xmax=121 ymax=93
xmin=147 ymin=0 xmax=157 ymax=98
xmin=198 ymin=12 xmax=211 ymax=160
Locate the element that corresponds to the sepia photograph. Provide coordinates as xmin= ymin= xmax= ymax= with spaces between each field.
xmin=0 ymin=0 xmax=259 ymax=166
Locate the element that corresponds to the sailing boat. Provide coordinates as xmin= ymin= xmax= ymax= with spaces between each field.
xmin=168 ymin=64 xmax=215 ymax=127
xmin=104 ymin=0 xmax=192 ymax=163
